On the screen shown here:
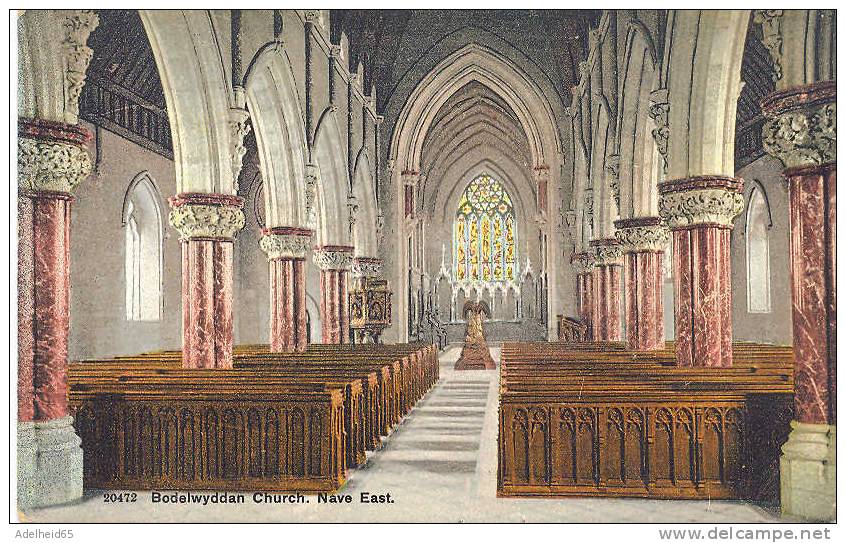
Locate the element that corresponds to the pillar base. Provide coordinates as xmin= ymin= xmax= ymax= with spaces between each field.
xmin=780 ymin=421 xmax=836 ymax=521
xmin=17 ymin=416 xmax=83 ymax=510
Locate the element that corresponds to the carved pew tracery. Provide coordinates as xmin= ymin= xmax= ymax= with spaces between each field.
xmin=498 ymin=342 xmax=794 ymax=500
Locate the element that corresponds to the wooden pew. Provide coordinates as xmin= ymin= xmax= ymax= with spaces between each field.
xmin=497 ymin=341 xmax=794 ymax=501
xmin=71 ymin=381 xmax=346 ymax=492
xmin=69 ymin=343 xmax=438 ymax=494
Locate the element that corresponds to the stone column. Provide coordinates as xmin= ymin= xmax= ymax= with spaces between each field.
xmin=18 ymin=118 xmax=93 ymax=508
xmin=168 ymin=193 xmax=245 ymax=368
xmin=314 ymin=245 xmax=355 ymax=344
xmin=259 ymin=227 xmax=313 ymax=352
xmin=761 ymin=80 xmax=836 ymax=520
xmin=589 ymin=238 xmax=623 ymax=342
xmin=658 ymin=176 xmax=745 ymax=367
xmin=615 ymin=217 xmax=670 ymax=351
xmin=570 ymin=252 xmax=595 ymax=340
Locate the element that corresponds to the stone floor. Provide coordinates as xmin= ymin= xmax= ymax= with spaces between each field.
xmin=22 ymin=347 xmax=781 ymax=523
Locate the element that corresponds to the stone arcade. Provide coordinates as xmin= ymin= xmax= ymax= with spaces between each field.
xmin=16 ymin=9 xmax=835 ymax=522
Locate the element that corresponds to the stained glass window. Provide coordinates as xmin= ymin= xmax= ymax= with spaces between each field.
xmin=453 ymin=174 xmax=517 ymax=282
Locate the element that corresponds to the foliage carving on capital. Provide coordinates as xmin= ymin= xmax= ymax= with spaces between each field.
xmin=615 ymin=223 xmax=670 ymax=253
xmin=590 ymin=240 xmax=623 ymax=267
xmin=753 ymin=10 xmax=784 ymax=82
xmin=18 ymin=138 xmax=92 ymax=193
xmin=658 ymin=188 xmax=745 ymax=229
xmin=61 ymin=10 xmax=99 ymax=123
xmin=259 ymin=232 xmax=312 ymax=260
xmin=351 ymin=258 xmax=383 ymax=278
xmin=168 ymin=203 xmax=246 ymax=241
xmin=762 ymin=103 xmax=836 ymax=169
xmin=313 ymin=247 xmax=354 ymax=271
xmin=570 ymin=252 xmax=594 ymax=275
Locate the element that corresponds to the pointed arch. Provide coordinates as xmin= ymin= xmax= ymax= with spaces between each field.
xmin=617 ymin=23 xmax=662 ymax=219
xmin=452 ymin=174 xmax=518 ymax=284
xmin=390 ymin=44 xmax=560 ymax=171
xmin=351 ymin=149 xmax=378 ymax=257
xmin=312 ymin=111 xmax=349 ymax=246
xmin=139 ymin=10 xmax=236 ymax=194
xmin=244 ymin=44 xmax=309 ymax=229
xmin=664 ymin=10 xmax=749 ymax=178
xmin=122 ymin=171 xmax=164 ymax=321
xmin=746 ymin=180 xmax=772 ymax=313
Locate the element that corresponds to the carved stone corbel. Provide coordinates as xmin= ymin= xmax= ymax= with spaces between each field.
xmin=648 ymin=88 xmax=670 ymax=175
xmin=753 ymin=10 xmax=784 ymax=83
xmin=61 ymin=10 xmax=99 ymax=124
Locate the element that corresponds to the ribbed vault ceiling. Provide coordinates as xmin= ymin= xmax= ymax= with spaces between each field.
xmin=419 ymin=81 xmax=532 ymax=216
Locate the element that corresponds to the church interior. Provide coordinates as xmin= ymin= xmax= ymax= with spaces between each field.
xmin=16 ymin=9 xmax=836 ymax=522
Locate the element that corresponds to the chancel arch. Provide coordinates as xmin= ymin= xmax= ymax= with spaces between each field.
xmin=389 ymin=45 xmax=560 ymax=340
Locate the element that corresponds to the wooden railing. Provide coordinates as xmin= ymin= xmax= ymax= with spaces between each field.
xmin=79 ymin=76 xmax=173 ymax=159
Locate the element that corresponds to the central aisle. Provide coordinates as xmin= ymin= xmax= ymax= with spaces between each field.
xmin=24 ymin=347 xmax=780 ymax=523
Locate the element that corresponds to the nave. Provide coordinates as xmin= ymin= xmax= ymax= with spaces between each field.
xmin=26 ymin=348 xmax=778 ymax=524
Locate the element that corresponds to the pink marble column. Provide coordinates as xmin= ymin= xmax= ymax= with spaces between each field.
xmin=615 ymin=217 xmax=670 ymax=351
xmin=18 ymin=119 xmax=92 ymax=423
xmin=570 ymin=252 xmax=595 ymax=340
xmin=260 ymin=227 xmax=313 ymax=353
xmin=169 ymin=193 xmax=245 ymax=368
xmin=589 ymin=238 xmax=623 ymax=342
xmin=761 ymin=81 xmax=837 ymax=425
xmin=658 ymin=176 xmax=744 ymax=367
xmin=314 ymin=245 xmax=355 ymax=344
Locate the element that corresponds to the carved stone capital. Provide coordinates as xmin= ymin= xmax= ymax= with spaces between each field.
xmin=658 ymin=176 xmax=745 ymax=229
xmin=313 ymin=245 xmax=354 ymax=271
xmin=168 ymin=193 xmax=245 ymax=241
xmin=589 ymin=238 xmax=623 ymax=267
xmin=18 ymin=119 xmax=92 ymax=193
xmin=351 ymin=257 xmax=383 ymax=278
xmin=570 ymin=251 xmax=595 ymax=275
xmin=761 ymin=81 xmax=836 ymax=170
xmin=614 ymin=216 xmax=670 ymax=253
xmin=61 ymin=10 xmax=99 ymax=123
xmin=402 ymin=170 xmax=420 ymax=187
xmin=259 ymin=226 xmax=313 ymax=260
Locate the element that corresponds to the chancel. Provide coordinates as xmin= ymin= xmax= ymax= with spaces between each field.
xmin=16 ymin=8 xmax=835 ymax=523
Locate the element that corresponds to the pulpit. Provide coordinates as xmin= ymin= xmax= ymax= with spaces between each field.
xmin=454 ymin=301 xmax=496 ymax=370
xmin=349 ymin=278 xmax=392 ymax=344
